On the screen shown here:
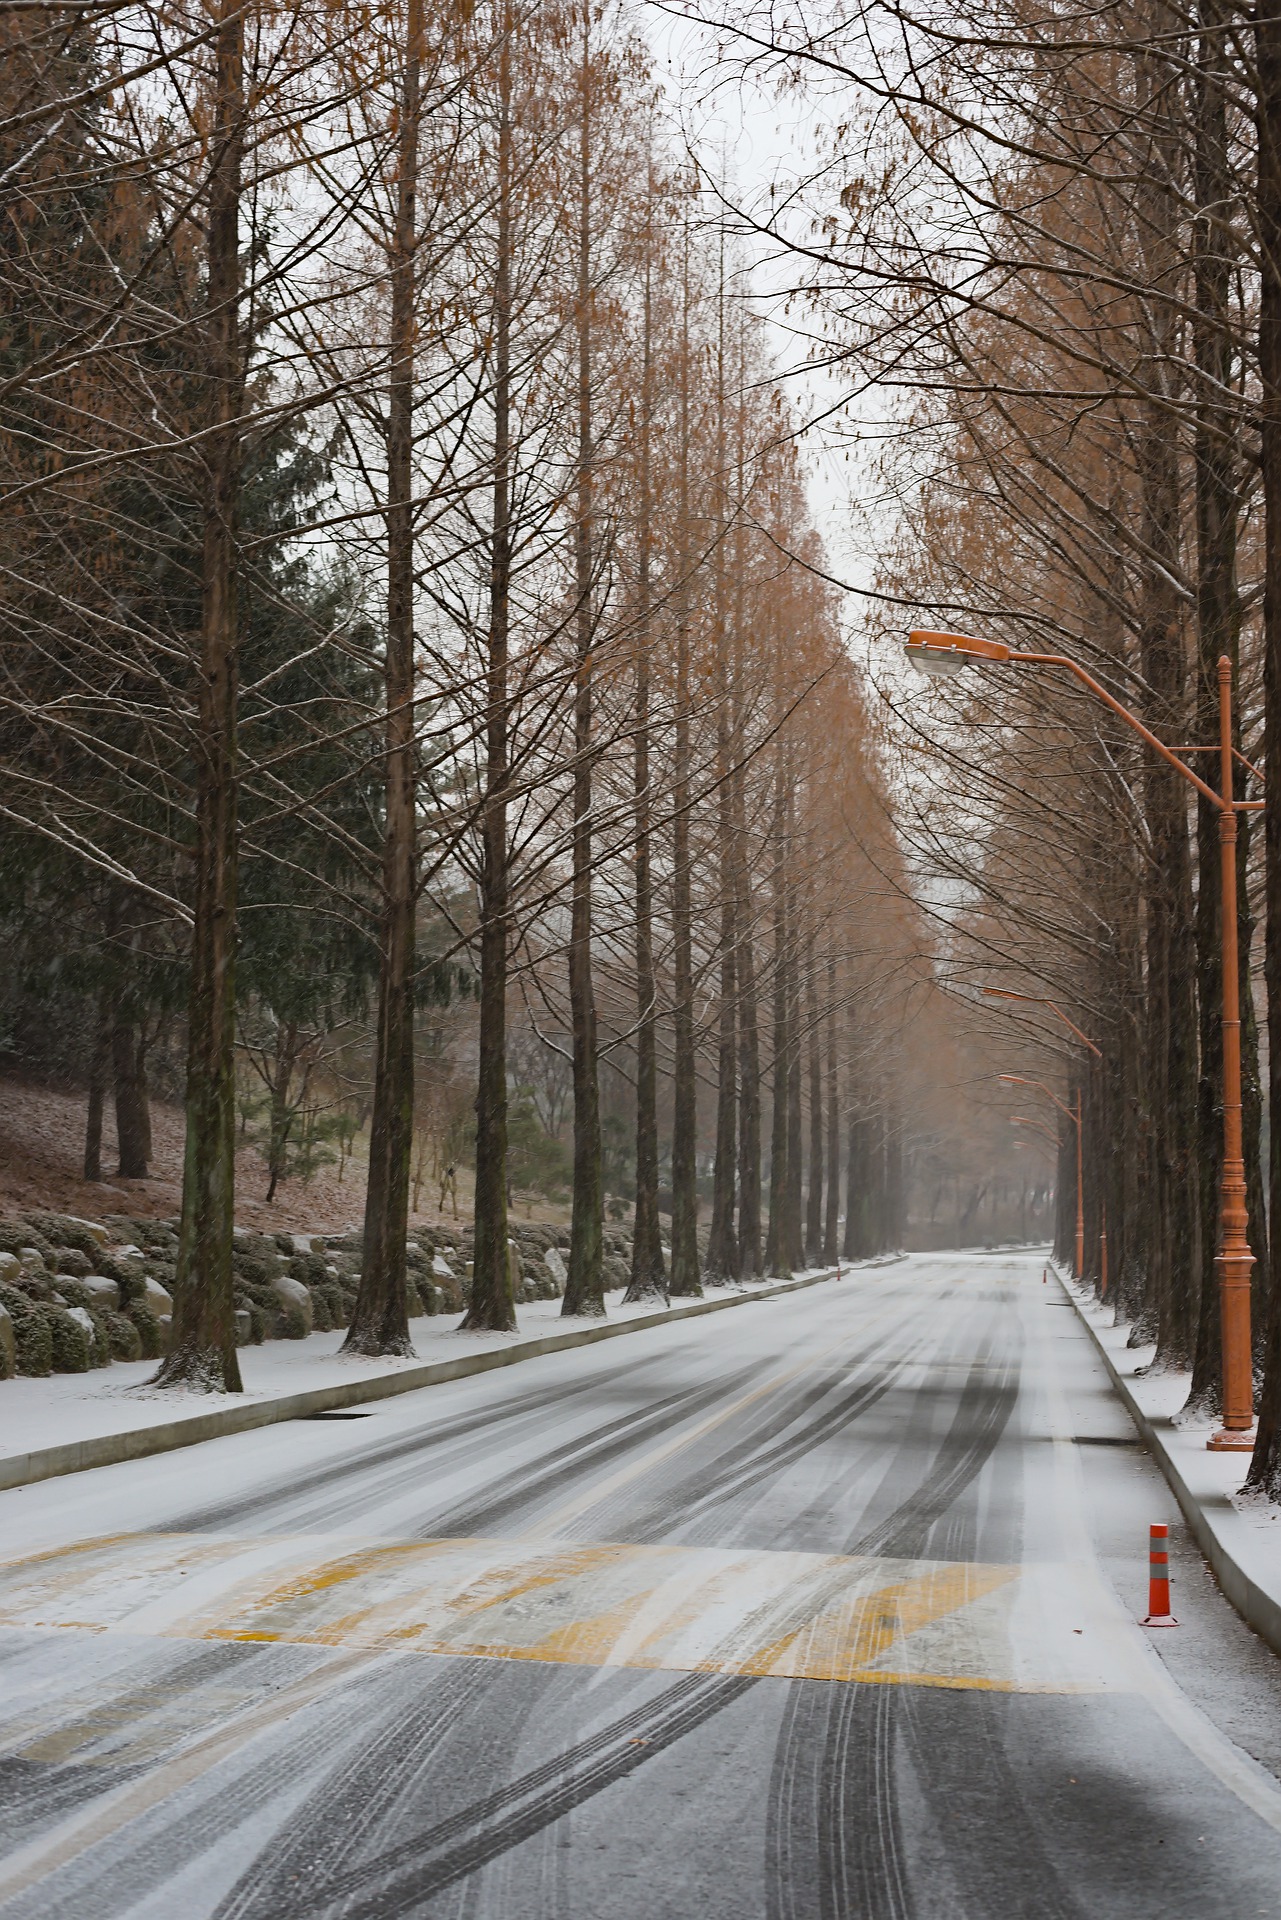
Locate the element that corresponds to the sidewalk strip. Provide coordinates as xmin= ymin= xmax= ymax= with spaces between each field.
xmin=0 ymin=1265 xmax=858 ymax=1494
xmin=1057 ymin=1270 xmax=1281 ymax=1663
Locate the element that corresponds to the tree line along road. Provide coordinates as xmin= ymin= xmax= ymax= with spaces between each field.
xmin=3 ymin=1252 xmax=1281 ymax=1919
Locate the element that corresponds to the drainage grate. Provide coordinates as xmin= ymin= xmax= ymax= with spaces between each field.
xmin=298 ymin=1409 xmax=375 ymax=1421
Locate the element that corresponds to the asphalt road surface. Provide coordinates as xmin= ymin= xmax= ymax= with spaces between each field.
xmin=5 ymin=1251 xmax=1281 ymax=1919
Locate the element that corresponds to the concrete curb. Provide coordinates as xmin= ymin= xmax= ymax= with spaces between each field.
xmin=0 ymin=1264 xmax=851 ymax=1493
xmin=1058 ymin=1269 xmax=1281 ymax=1661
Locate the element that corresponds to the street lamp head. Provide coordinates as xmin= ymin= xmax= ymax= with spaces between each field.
xmin=905 ymin=636 xmax=964 ymax=677
xmin=905 ymin=629 xmax=1013 ymax=676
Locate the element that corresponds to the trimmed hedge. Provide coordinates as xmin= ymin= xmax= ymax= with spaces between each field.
xmin=21 ymin=1213 xmax=105 ymax=1259
xmin=0 ymin=1284 xmax=52 ymax=1375
xmin=126 ymin=1302 xmax=165 ymax=1360
xmin=0 ymin=1224 xmax=55 ymax=1267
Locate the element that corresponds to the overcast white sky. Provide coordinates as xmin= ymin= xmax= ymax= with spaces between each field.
xmin=644 ymin=7 xmax=890 ymax=617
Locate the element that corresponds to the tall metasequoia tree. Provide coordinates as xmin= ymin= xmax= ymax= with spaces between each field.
xmin=1185 ymin=0 xmax=1267 ymax=1412
xmin=154 ymin=0 xmax=247 ymax=1389
xmin=465 ymin=1 xmax=516 ymax=1333
xmin=884 ymin=1099 xmax=904 ymax=1247
xmin=562 ymin=3 xmax=605 ymax=1317
xmin=764 ymin=714 xmax=790 ymax=1275
xmin=668 ymin=223 xmax=701 ymax=1298
xmin=705 ymin=382 xmax=739 ymax=1282
xmin=805 ymin=935 xmax=824 ymax=1263
xmin=706 ymin=761 xmax=740 ymax=1278
xmin=725 ymin=337 xmax=756 ymax=1282
xmin=732 ymin=586 xmax=762 ymax=1278
xmin=1139 ymin=24 xmax=1199 ymax=1367
xmin=1133 ymin=46 xmax=1200 ymax=1371
xmin=841 ymin=964 xmax=861 ymax=1261
xmin=344 ymin=0 xmax=424 ymax=1356
xmin=625 ymin=186 xmax=667 ymax=1305
xmin=824 ymin=953 xmax=840 ymax=1263
xmin=783 ymin=865 xmax=805 ymax=1271
xmin=1248 ymin=0 xmax=1281 ymax=1495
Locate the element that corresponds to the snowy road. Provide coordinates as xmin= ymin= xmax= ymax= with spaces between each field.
xmin=5 ymin=1251 xmax=1281 ymax=1917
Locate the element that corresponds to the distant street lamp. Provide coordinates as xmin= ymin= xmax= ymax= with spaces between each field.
xmin=981 ymin=986 xmax=1102 ymax=1059
xmin=910 ymin=630 xmax=1261 ymax=1450
xmin=1002 ymin=1076 xmax=1083 ymax=1278
xmin=1011 ymin=1115 xmax=1060 ymax=1155
xmin=982 ymin=987 xmax=1107 ymax=1291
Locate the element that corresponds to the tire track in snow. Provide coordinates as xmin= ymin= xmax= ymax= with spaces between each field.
xmin=159 ymin=1351 xmax=682 ymax=1537
xmin=204 ymin=1291 xmax=948 ymax=1917
xmin=207 ymin=1655 xmax=485 ymax=1920
xmin=414 ymin=1368 xmax=759 ymax=1542
xmin=765 ymin=1286 xmax=1023 ymax=1920
xmin=211 ymin=1666 xmax=761 ymax=1920
xmin=0 ymin=1642 xmax=299 ymax=1855
xmin=617 ymin=1305 xmax=936 ymax=1548
xmin=0 ymin=1648 xmax=393 ymax=1920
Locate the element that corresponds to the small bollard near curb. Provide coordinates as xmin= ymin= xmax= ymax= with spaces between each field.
xmin=1042 ymin=1268 xmax=1047 ymax=1285
xmin=1142 ymin=1522 xmax=1178 ymax=1626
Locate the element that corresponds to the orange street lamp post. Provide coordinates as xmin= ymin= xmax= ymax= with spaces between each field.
xmin=1002 ymin=1075 xmax=1084 ymax=1277
xmin=982 ymin=987 xmax=1108 ymax=1290
xmin=911 ymin=630 xmax=1261 ymax=1449
xmin=981 ymin=987 xmax=1103 ymax=1061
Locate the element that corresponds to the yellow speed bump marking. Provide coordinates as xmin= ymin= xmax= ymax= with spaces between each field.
xmin=0 ymin=1531 xmax=1117 ymax=1693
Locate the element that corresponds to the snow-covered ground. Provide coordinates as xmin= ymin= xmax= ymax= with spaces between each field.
xmin=7 ymin=1253 xmax=1281 ymax=1920
xmin=0 ymin=1274 xmax=836 ymax=1468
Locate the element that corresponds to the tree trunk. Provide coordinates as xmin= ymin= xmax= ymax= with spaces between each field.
xmin=885 ymin=1109 xmax=903 ymax=1249
xmin=871 ymin=1122 xmax=886 ymax=1252
xmin=264 ymin=1022 xmax=297 ymax=1204
xmin=729 ymin=339 xmax=761 ymax=1282
xmin=1134 ymin=29 xmax=1199 ymax=1372
xmin=153 ymin=0 xmax=245 ymax=1390
xmin=843 ymin=986 xmax=864 ymax=1260
xmin=465 ymin=13 xmax=516 ymax=1335
xmin=804 ymin=937 xmax=823 ymax=1264
xmin=784 ymin=886 xmax=804 ymax=1272
xmin=824 ymin=952 xmax=840 ymax=1263
xmin=625 ymin=218 xmax=666 ymax=1307
xmin=344 ymin=0 xmax=423 ymax=1358
xmin=705 ymin=288 xmax=738 ymax=1288
xmin=1115 ymin=869 xmax=1148 ymax=1323
xmin=83 ymin=991 xmax=110 ymax=1182
xmin=843 ymin=1113 xmax=863 ymax=1259
xmin=705 ymin=651 xmax=738 ymax=1282
xmin=732 ymin=760 xmax=761 ymax=1281
xmin=563 ymin=16 xmax=604 ymax=1318
xmin=668 ymin=236 xmax=700 ymax=1300
xmin=764 ymin=757 xmax=789 ymax=1277
xmin=112 ymin=1013 xmax=150 ymax=1179
xmin=1247 ymin=2 xmax=1281 ymax=1492
xmin=1188 ymin=2 xmax=1245 ymax=1412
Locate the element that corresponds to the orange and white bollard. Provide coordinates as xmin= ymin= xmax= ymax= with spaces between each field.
xmin=1142 ymin=1523 xmax=1178 ymax=1626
